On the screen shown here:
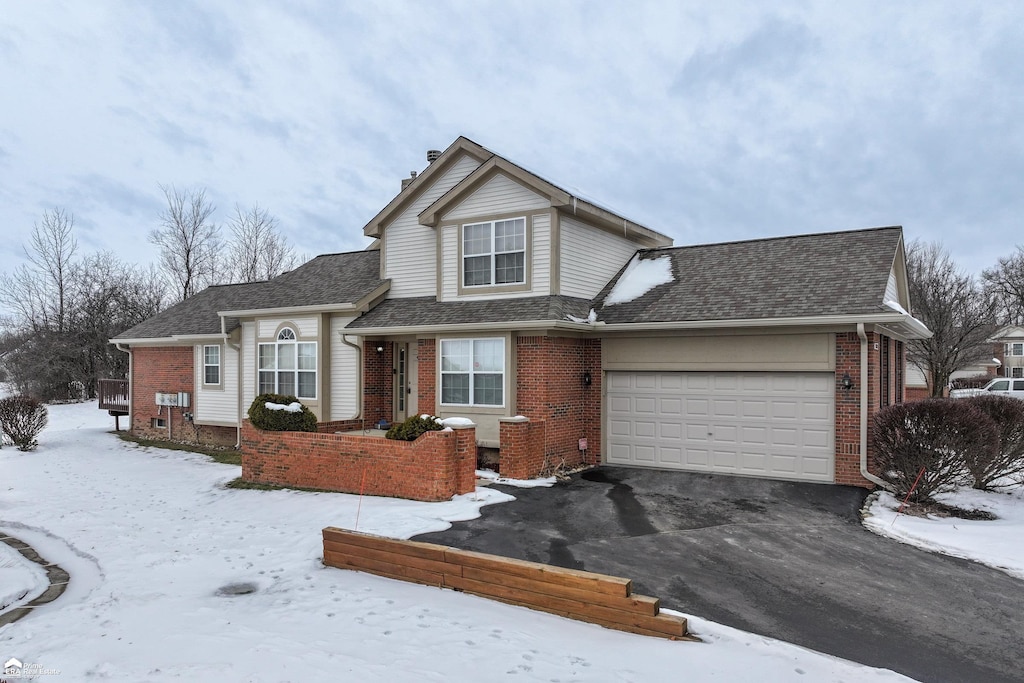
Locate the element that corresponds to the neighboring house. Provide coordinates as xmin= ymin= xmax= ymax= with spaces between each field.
xmin=904 ymin=361 xmax=999 ymax=401
xmin=112 ymin=136 xmax=930 ymax=488
xmin=990 ymin=325 xmax=1024 ymax=377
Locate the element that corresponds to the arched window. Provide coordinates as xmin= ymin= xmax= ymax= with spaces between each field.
xmin=258 ymin=327 xmax=317 ymax=399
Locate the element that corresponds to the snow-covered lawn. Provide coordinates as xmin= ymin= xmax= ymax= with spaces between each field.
xmin=0 ymin=402 xmax=915 ymax=681
xmin=863 ymin=486 xmax=1024 ymax=580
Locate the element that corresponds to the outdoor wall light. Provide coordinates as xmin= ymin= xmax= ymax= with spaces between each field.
xmin=841 ymin=373 xmax=854 ymax=391
xmin=376 ymin=345 xmax=384 ymax=353
xmin=582 ymin=371 xmax=592 ymax=386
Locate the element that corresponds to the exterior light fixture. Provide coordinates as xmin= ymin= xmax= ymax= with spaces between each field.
xmin=582 ymin=371 xmax=592 ymax=386
xmin=841 ymin=373 xmax=854 ymax=391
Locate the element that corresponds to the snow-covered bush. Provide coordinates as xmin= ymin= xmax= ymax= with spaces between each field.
xmin=872 ymin=399 xmax=995 ymax=503
xmin=247 ymin=393 xmax=317 ymax=432
xmin=385 ymin=414 xmax=444 ymax=441
xmin=962 ymin=394 xmax=1024 ymax=489
xmin=0 ymin=394 xmax=49 ymax=451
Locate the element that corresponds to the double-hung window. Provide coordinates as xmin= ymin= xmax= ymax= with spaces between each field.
xmin=1009 ymin=343 xmax=1024 ymax=357
xmin=441 ymin=338 xmax=504 ymax=406
xmin=258 ymin=327 xmax=317 ymax=399
xmin=463 ymin=218 xmax=526 ymax=287
xmin=203 ymin=345 xmax=221 ymax=385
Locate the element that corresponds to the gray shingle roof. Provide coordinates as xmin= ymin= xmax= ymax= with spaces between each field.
xmin=595 ymin=226 xmax=903 ymax=324
xmin=346 ymin=295 xmax=593 ymax=329
xmin=115 ymin=250 xmax=385 ymax=340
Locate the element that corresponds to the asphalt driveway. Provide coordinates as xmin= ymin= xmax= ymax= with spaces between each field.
xmin=416 ymin=467 xmax=1024 ymax=683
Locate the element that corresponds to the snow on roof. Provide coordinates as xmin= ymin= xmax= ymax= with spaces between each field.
xmin=604 ymin=254 xmax=674 ymax=306
xmin=884 ymin=299 xmax=910 ymax=316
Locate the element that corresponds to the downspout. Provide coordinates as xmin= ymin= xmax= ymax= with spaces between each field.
xmin=223 ymin=317 xmax=243 ymax=448
xmin=857 ymin=323 xmax=891 ymax=490
xmin=340 ymin=334 xmax=363 ymax=419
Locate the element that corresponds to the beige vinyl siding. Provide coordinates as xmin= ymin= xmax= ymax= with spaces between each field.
xmin=440 ymin=173 xmax=550 ymax=222
xmin=384 ymin=154 xmax=482 ymax=298
xmin=257 ymin=316 xmax=317 ymax=339
xmin=194 ymin=343 xmax=238 ymax=425
xmin=560 ymin=216 xmax=638 ymax=299
xmin=602 ymin=333 xmax=833 ymax=372
xmin=885 ymin=270 xmax=899 ymax=303
xmin=241 ymin=321 xmax=256 ymax=410
xmin=439 ymin=213 xmax=551 ymax=301
xmin=329 ymin=316 xmax=360 ymax=420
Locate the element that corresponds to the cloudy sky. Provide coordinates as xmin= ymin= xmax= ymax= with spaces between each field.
xmin=1 ymin=1 xmax=1021 ymax=294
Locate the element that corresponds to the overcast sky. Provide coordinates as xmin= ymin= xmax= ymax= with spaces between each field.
xmin=1 ymin=1 xmax=1021 ymax=296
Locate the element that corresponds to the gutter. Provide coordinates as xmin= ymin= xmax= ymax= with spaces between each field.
xmin=858 ymin=323 xmax=892 ymax=490
xmin=346 ymin=311 xmax=933 ymax=339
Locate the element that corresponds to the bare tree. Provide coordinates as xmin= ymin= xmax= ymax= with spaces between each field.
xmin=982 ymin=246 xmax=1024 ymax=325
xmin=0 ymin=209 xmax=79 ymax=335
xmin=226 ymin=203 xmax=297 ymax=282
xmin=150 ymin=185 xmax=221 ymax=301
xmin=906 ymin=240 xmax=997 ymax=397
xmin=0 ymin=209 xmax=168 ymax=400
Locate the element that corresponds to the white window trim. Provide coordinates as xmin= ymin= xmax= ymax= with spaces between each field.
xmin=1011 ymin=343 xmax=1024 ymax=357
xmin=440 ymin=337 xmax=506 ymax=407
xmin=203 ymin=344 xmax=221 ymax=386
xmin=1013 ymin=367 xmax=1024 ymax=379
xmin=257 ymin=327 xmax=318 ymax=399
xmin=462 ymin=217 xmax=526 ymax=288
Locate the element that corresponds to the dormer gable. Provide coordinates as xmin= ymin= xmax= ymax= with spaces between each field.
xmin=420 ymin=154 xmax=671 ymax=249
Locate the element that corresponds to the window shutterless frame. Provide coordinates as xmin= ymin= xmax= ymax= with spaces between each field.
xmin=203 ymin=344 xmax=221 ymax=385
xmin=440 ymin=337 xmax=505 ymax=407
xmin=257 ymin=327 xmax=317 ymax=399
xmin=462 ymin=217 xmax=526 ymax=288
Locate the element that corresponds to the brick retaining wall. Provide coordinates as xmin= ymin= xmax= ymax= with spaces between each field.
xmin=241 ymin=421 xmax=477 ymax=501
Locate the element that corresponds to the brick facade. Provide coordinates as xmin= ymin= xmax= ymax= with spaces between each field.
xmin=514 ymin=336 xmax=601 ymax=474
xmin=241 ymin=420 xmax=476 ymax=501
xmin=834 ymin=330 xmax=904 ymax=488
xmin=130 ymin=346 xmax=236 ymax=447
xmin=498 ymin=417 xmax=547 ymax=480
xmin=417 ymin=338 xmax=436 ymax=414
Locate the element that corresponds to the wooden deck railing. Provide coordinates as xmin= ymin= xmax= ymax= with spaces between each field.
xmin=97 ymin=379 xmax=129 ymax=414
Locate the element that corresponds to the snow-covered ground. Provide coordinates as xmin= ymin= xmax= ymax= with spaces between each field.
xmin=0 ymin=402 xmax=916 ymax=681
xmin=863 ymin=486 xmax=1024 ymax=580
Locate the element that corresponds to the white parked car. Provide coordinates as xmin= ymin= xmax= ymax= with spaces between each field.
xmin=951 ymin=378 xmax=1024 ymax=400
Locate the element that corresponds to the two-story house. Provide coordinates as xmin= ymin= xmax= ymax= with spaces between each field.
xmin=113 ymin=136 xmax=930 ymax=488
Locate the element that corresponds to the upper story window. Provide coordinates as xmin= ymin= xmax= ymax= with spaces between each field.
xmin=203 ymin=345 xmax=221 ymax=385
xmin=440 ymin=338 xmax=505 ymax=407
xmin=463 ymin=218 xmax=525 ymax=287
xmin=258 ymin=327 xmax=317 ymax=399
xmin=1008 ymin=343 xmax=1024 ymax=357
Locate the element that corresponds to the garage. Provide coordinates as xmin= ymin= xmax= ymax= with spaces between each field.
xmin=605 ymin=371 xmax=835 ymax=482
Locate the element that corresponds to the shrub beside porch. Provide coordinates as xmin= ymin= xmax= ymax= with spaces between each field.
xmin=240 ymin=420 xmax=477 ymax=502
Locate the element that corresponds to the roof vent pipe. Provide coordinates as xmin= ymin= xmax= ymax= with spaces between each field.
xmin=426 ymin=149 xmax=441 ymax=163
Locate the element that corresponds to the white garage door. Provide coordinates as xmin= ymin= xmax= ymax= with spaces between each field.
xmin=606 ymin=372 xmax=834 ymax=482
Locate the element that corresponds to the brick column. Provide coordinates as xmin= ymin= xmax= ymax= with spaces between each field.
xmin=363 ymin=341 xmax=393 ymax=426
xmin=417 ymin=338 xmax=436 ymax=415
xmin=451 ymin=424 xmax=477 ymax=495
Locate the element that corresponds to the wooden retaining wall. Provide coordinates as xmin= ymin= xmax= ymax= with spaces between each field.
xmin=322 ymin=527 xmax=690 ymax=640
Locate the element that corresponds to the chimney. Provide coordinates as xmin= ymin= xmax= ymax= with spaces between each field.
xmin=401 ymin=170 xmax=417 ymax=191
xmin=426 ymin=149 xmax=441 ymax=164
